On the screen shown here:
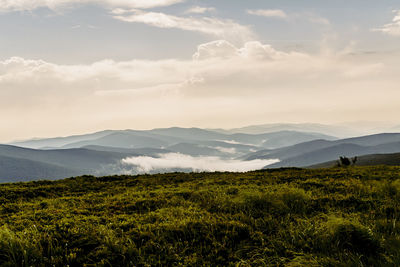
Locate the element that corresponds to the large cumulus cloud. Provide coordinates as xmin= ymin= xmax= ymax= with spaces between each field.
xmin=0 ymin=40 xmax=398 ymax=142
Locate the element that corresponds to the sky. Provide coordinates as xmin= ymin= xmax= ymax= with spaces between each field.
xmin=1 ymin=0 xmax=400 ymax=142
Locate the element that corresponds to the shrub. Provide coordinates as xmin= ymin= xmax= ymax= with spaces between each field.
xmin=324 ymin=217 xmax=381 ymax=256
xmin=279 ymin=188 xmax=310 ymax=214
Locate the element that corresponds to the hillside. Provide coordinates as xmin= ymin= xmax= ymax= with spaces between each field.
xmin=241 ymin=133 xmax=400 ymax=168
xmin=0 ymin=155 xmax=81 ymax=181
xmin=311 ymin=152 xmax=400 ymax=168
xmin=268 ymin=143 xmax=371 ymax=168
xmin=0 ymin=167 xmax=399 ymax=266
xmin=0 ymin=145 xmax=141 ymax=182
xmin=267 ymin=140 xmax=400 ymax=168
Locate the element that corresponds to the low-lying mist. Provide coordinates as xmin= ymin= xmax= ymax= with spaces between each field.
xmin=121 ymin=153 xmax=279 ymax=173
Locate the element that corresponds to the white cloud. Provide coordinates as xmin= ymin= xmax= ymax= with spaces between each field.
xmin=193 ymin=40 xmax=238 ymax=60
xmin=217 ymin=140 xmax=256 ymax=146
xmin=112 ymin=9 xmax=254 ymax=42
xmin=121 ymin=153 xmax=279 ymax=173
xmin=373 ymin=10 xmax=400 ymax=36
xmin=0 ymin=0 xmax=185 ymax=12
xmin=0 ymin=56 xmax=188 ymax=84
xmin=0 ymin=40 xmax=399 ymax=142
xmin=247 ymin=9 xmax=287 ymax=19
xmin=218 ymin=140 xmax=242 ymax=145
xmin=185 ymin=6 xmax=215 ymax=14
xmin=214 ymin=147 xmax=236 ymax=154
xmin=193 ymin=40 xmax=286 ymax=60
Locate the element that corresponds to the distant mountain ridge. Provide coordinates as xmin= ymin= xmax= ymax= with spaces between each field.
xmin=10 ymin=128 xmax=336 ymax=151
xmin=210 ymin=123 xmax=358 ymax=137
xmin=11 ymin=130 xmax=114 ymax=149
xmin=212 ymin=122 xmax=400 ymax=138
xmin=2 ymin=126 xmax=400 ymax=183
xmin=244 ymin=133 xmax=400 ymax=168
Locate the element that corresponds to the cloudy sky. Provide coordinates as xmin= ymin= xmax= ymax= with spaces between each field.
xmin=1 ymin=0 xmax=400 ymax=142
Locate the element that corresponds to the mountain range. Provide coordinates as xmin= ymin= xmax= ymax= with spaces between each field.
xmin=1 ymin=124 xmax=399 ymax=182
xmin=248 ymin=133 xmax=400 ymax=168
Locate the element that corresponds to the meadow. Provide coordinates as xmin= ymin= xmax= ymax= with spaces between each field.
xmin=0 ymin=166 xmax=400 ymax=266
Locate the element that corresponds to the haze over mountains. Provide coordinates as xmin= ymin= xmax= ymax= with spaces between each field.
xmin=249 ymin=133 xmax=400 ymax=168
xmin=1 ymin=123 xmax=400 ymax=182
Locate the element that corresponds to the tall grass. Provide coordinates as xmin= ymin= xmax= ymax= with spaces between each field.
xmin=0 ymin=167 xmax=399 ymax=266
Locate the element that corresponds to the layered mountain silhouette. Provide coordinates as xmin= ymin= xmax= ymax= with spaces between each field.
xmin=1 ymin=125 xmax=400 ymax=182
xmin=244 ymin=133 xmax=400 ymax=168
xmin=12 ymin=128 xmax=335 ymax=150
xmin=0 ymin=144 xmax=139 ymax=181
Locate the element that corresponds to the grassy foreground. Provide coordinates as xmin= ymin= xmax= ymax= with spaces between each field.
xmin=1 ymin=167 xmax=400 ymax=266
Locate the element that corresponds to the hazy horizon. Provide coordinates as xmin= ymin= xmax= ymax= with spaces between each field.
xmin=1 ymin=0 xmax=400 ymax=142
xmin=4 ymin=120 xmax=400 ymax=144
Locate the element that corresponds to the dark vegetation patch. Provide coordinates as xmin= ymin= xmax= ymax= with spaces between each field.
xmin=0 ymin=166 xmax=400 ymax=266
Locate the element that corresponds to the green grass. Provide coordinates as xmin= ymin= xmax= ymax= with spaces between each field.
xmin=1 ymin=166 xmax=400 ymax=266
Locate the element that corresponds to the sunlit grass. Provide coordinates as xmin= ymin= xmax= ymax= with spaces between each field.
xmin=0 ymin=166 xmax=399 ymax=266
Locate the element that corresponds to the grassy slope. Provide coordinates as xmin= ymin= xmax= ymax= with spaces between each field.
xmin=311 ymin=153 xmax=400 ymax=168
xmin=1 ymin=167 xmax=400 ymax=266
